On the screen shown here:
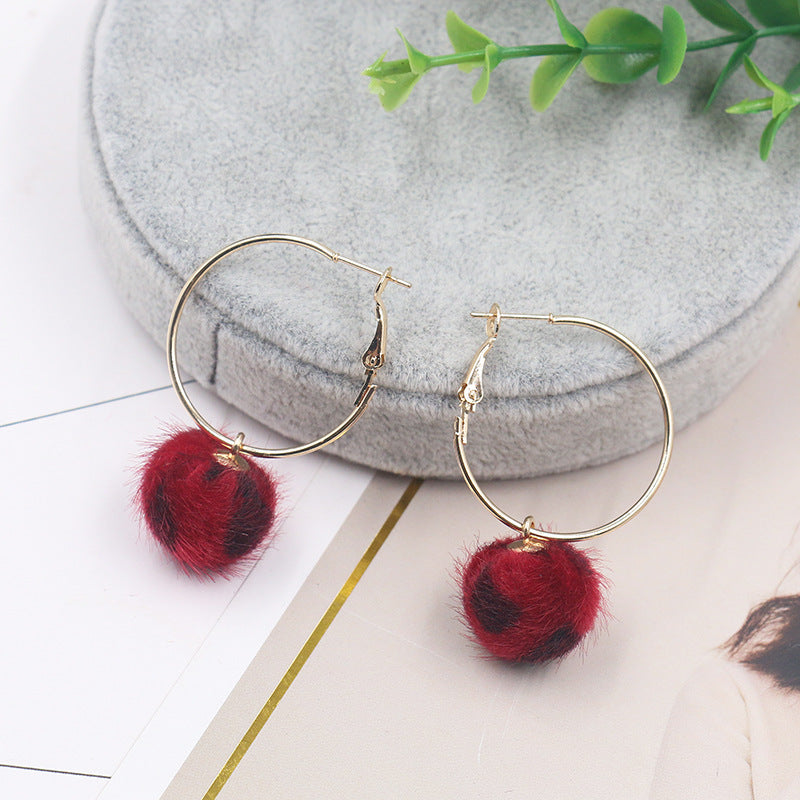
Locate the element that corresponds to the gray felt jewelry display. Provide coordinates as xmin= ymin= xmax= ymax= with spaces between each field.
xmin=80 ymin=0 xmax=800 ymax=479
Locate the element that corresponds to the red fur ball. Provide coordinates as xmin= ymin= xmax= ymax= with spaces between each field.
xmin=137 ymin=428 xmax=279 ymax=576
xmin=460 ymin=538 xmax=604 ymax=663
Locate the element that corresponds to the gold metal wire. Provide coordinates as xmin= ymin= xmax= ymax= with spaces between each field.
xmin=167 ymin=234 xmax=410 ymax=459
xmin=454 ymin=306 xmax=674 ymax=543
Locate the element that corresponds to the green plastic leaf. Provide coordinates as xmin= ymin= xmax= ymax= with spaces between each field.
xmin=760 ymin=108 xmax=793 ymax=160
xmin=446 ymin=10 xmax=493 ymax=73
xmin=744 ymin=57 xmax=783 ymax=92
xmin=783 ymin=61 xmax=800 ymax=91
xmin=583 ymin=9 xmax=662 ymax=84
xmin=366 ymin=53 xmax=422 ymax=111
xmin=725 ymin=59 xmax=800 ymax=118
xmin=745 ymin=0 xmax=800 ymax=27
xmin=547 ymin=0 xmax=587 ymax=48
xmin=472 ymin=70 xmax=491 ymax=104
xmin=704 ymin=37 xmax=755 ymax=109
xmin=531 ymin=53 xmax=583 ymax=110
xmin=363 ymin=51 xmax=389 ymax=78
xmin=685 ymin=0 xmax=755 ymax=34
xmin=726 ymin=97 xmax=772 ymax=114
xmin=397 ymin=30 xmax=431 ymax=75
xmin=657 ymin=7 xmax=687 ymax=85
xmin=743 ymin=57 xmax=794 ymax=115
xmin=772 ymin=88 xmax=795 ymax=116
xmin=472 ymin=44 xmax=502 ymax=103
xmin=368 ymin=71 xmax=422 ymax=110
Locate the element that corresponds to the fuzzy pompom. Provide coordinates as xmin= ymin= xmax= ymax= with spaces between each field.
xmin=137 ymin=428 xmax=279 ymax=576
xmin=459 ymin=538 xmax=604 ymax=663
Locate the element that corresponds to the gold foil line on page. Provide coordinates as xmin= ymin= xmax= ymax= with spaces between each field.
xmin=203 ymin=477 xmax=423 ymax=800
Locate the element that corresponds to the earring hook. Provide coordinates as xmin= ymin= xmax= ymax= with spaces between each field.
xmin=167 ymin=234 xmax=410 ymax=459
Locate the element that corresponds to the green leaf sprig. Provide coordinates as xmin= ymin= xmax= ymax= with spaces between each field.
xmin=363 ymin=0 xmax=800 ymax=159
xmin=726 ymin=56 xmax=800 ymax=158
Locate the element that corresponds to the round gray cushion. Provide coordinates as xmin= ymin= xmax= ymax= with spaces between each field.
xmin=80 ymin=0 xmax=800 ymax=479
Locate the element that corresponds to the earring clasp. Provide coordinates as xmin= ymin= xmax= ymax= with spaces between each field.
xmin=456 ymin=303 xmax=502 ymax=444
xmin=356 ymin=269 xmax=393 ymax=405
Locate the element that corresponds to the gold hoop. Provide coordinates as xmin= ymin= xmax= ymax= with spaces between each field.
xmin=167 ymin=234 xmax=411 ymax=458
xmin=454 ymin=304 xmax=673 ymax=544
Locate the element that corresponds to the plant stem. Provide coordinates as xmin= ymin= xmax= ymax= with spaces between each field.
xmin=754 ymin=23 xmax=800 ymax=40
xmin=686 ymin=34 xmax=747 ymax=52
xmin=364 ymin=24 xmax=800 ymax=79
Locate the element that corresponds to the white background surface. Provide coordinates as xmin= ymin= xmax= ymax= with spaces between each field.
xmin=0 ymin=2 xmax=372 ymax=797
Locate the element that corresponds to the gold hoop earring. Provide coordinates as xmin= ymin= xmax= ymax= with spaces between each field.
xmin=136 ymin=234 xmax=410 ymax=576
xmin=455 ymin=304 xmax=673 ymax=663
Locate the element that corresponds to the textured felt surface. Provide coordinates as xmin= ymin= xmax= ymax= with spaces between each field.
xmin=80 ymin=0 xmax=800 ymax=478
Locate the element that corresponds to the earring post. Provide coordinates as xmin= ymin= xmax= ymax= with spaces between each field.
xmin=471 ymin=312 xmax=553 ymax=321
xmin=331 ymin=252 xmax=412 ymax=288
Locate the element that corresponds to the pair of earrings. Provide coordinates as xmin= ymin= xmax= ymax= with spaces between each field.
xmin=137 ymin=234 xmax=673 ymax=664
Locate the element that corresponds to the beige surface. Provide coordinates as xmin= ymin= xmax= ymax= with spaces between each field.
xmin=161 ymin=473 xmax=415 ymax=799
xmin=164 ymin=312 xmax=800 ymax=800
